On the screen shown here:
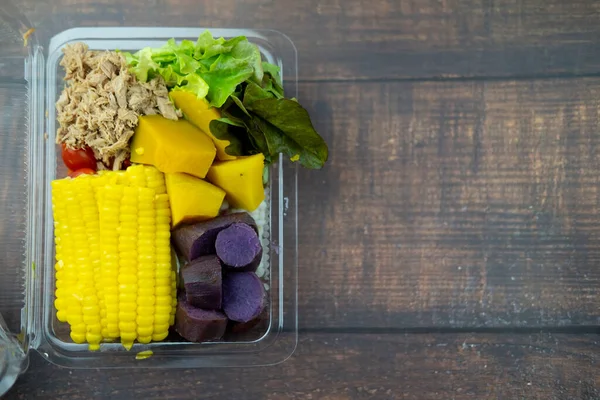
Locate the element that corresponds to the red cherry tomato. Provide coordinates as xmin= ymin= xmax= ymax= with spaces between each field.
xmin=61 ymin=144 xmax=97 ymax=171
xmin=68 ymin=168 xmax=96 ymax=178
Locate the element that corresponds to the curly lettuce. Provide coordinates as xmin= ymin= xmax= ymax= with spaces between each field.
xmin=123 ymin=32 xmax=263 ymax=108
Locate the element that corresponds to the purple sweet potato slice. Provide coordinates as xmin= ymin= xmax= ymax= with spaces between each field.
xmin=172 ymin=212 xmax=258 ymax=262
xmin=228 ymin=305 xmax=268 ymax=334
xmin=216 ymin=223 xmax=263 ymax=272
xmin=181 ymin=255 xmax=222 ymax=309
xmin=222 ymin=272 xmax=265 ymax=323
xmin=174 ymin=294 xmax=228 ymax=342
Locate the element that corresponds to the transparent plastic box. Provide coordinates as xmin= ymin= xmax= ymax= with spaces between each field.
xmin=0 ymin=18 xmax=299 ymax=380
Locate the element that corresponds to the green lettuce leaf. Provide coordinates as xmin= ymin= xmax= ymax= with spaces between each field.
xmin=209 ymin=118 xmax=254 ymax=156
xmin=201 ymin=55 xmax=254 ymax=107
xmin=194 ymin=31 xmax=245 ymax=59
xmin=230 ymin=95 xmax=251 ymax=117
xmin=262 ymin=62 xmax=281 ymax=82
xmin=244 ymin=96 xmax=328 ymax=169
xmin=211 ymin=79 xmax=328 ymax=169
xmin=262 ymin=75 xmax=284 ymax=99
xmin=261 ymin=62 xmax=283 ymax=97
xmin=122 ymin=31 xmax=262 ymax=105
xmin=243 ymin=117 xmax=271 ymax=158
xmin=231 ymin=41 xmax=263 ymax=84
xmin=243 ymin=81 xmax=276 ymax=103
xmin=197 ymin=40 xmax=266 ymax=107
xmin=171 ymin=73 xmax=209 ymax=100
xmin=126 ymin=47 xmax=160 ymax=82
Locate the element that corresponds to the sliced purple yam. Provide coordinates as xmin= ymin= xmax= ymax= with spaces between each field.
xmin=222 ymin=272 xmax=265 ymax=323
xmin=172 ymin=212 xmax=258 ymax=262
xmin=181 ymin=255 xmax=222 ymax=310
xmin=216 ymin=223 xmax=263 ymax=272
xmin=174 ymin=294 xmax=228 ymax=342
xmin=228 ymin=305 xmax=268 ymax=334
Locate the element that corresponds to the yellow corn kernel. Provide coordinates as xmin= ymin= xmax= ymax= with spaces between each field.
xmin=119 ymin=321 xmax=137 ymax=332
xmin=137 ymin=326 xmax=153 ymax=337
xmin=145 ymin=167 xmax=166 ymax=195
xmin=126 ymin=164 xmax=147 ymax=188
xmin=136 ymin=187 xmax=156 ymax=341
xmin=74 ymin=177 xmax=102 ymax=351
xmin=70 ymin=331 xmax=86 ymax=344
xmin=118 ymin=187 xmax=139 ymax=350
xmin=53 ymin=177 xmax=105 ymax=350
xmin=141 ymin=167 xmax=174 ymax=343
xmin=137 ymin=315 xmax=154 ymax=326
xmin=153 ymin=274 xmax=171 ymax=333
xmin=119 ymin=311 xmax=137 ymax=322
xmin=51 ymin=181 xmax=75 ymax=325
xmin=137 ymin=287 xmax=155 ymax=297
xmin=154 ymin=286 xmax=171 ymax=296
xmin=136 ymin=337 xmax=151 ymax=344
xmin=99 ymin=185 xmax=124 ymax=340
xmin=154 ymin=314 xmax=170 ymax=324
xmin=120 ymin=332 xmax=137 ymax=349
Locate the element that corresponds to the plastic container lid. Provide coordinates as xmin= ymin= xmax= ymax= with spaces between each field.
xmin=0 ymin=1 xmax=38 ymax=391
xmin=0 ymin=0 xmax=299 ymax=387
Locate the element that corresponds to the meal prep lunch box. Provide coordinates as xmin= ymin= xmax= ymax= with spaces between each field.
xmin=0 ymin=4 xmax=298 ymax=391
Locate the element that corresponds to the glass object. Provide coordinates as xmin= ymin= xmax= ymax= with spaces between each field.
xmin=0 ymin=313 xmax=27 ymax=398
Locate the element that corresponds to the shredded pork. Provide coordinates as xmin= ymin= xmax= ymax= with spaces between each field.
xmin=56 ymin=43 xmax=182 ymax=170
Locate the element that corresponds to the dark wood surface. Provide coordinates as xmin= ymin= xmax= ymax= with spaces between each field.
xmin=299 ymin=78 xmax=600 ymax=329
xmin=4 ymin=0 xmax=600 ymax=398
xmin=8 ymin=333 xmax=600 ymax=400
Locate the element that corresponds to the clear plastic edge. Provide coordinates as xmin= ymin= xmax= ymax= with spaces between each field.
xmin=27 ymin=27 xmax=298 ymax=368
xmin=25 ymin=44 xmax=45 ymax=353
xmin=0 ymin=0 xmax=39 ymax=393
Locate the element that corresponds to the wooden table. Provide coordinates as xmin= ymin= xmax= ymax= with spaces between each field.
xmin=5 ymin=0 xmax=600 ymax=398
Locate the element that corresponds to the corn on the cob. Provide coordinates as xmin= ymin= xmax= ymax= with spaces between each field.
xmin=153 ymin=193 xmax=172 ymax=341
xmin=99 ymin=184 xmax=123 ymax=340
xmin=146 ymin=167 xmax=176 ymax=328
xmin=52 ymin=179 xmax=71 ymax=324
xmin=52 ymin=165 xmax=176 ymax=351
xmin=64 ymin=184 xmax=87 ymax=346
xmin=90 ymin=175 xmax=109 ymax=340
xmin=52 ymin=176 xmax=103 ymax=349
xmin=135 ymin=187 xmax=156 ymax=344
xmin=76 ymin=177 xmax=102 ymax=351
xmin=118 ymin=186 xmax=139 ymax=350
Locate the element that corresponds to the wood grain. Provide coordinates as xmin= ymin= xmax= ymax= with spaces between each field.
xmin=19 ymin=0 xmax=600 ymax=81
xmin=297 ymin=78 xmax=600 ymax=329
xmin=2 ymin=0 xmax=600 ymax=398
xmin=6 ymin=333 xmax=600 ymax=399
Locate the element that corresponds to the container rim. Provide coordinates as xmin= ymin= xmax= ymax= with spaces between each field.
xmin=25 ymin=26 xmax=299 ymax=368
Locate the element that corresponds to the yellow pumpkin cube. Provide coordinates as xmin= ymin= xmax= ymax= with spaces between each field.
xmin=169 ymin=91 xmax=236 ymax=161
xmin=165 ymin=172 xmax=226 ymax=227
xmin=206 ymin=153 xmax=265 ymax=212
xmin=130 ymin=115 xmax=216 ymax=179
